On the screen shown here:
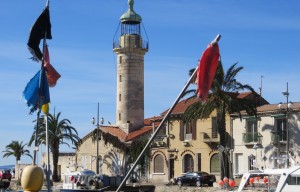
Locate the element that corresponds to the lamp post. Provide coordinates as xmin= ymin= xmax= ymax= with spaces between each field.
xmin=279 ymin=82 xmax=292 ymax=168
xmin=92 ymin=103 xmax=104 ymax=174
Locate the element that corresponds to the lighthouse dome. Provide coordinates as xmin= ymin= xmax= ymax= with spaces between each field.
xmin=120 ymin=0 xmax=142 ymax=24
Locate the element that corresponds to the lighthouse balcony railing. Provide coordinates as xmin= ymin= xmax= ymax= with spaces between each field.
xmin=113 ymin=40 xmax=149 ymax=50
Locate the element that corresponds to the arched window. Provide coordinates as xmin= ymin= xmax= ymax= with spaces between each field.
xmin=210 ymin=153 xmax=220 ymax=173
xmin=183 ymin=154 xmax=194 ymax=173
xmin=154 ymin=154 xmax=164 ymax=173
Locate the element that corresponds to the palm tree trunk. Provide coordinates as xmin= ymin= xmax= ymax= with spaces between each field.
xmin=52 ymin=143 xmax=59 ymax=182
xmin=217 ymin=108 xmax=229 ymax=179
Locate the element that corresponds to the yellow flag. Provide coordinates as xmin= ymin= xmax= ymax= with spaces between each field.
xmin=42 ymin=103 xmax=50 ymax=115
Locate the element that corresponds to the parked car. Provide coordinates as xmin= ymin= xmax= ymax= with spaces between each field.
xmin=0 ymin=170 xmax=12 ymax=189
xmin=175 ymin=171 xmax=216 ymax=187
xmin=0 ymin=170 xmax=12 ymax=181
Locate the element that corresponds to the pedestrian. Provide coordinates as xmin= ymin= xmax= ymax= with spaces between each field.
xmin=19 ymin=168 xmax=23 ymax=184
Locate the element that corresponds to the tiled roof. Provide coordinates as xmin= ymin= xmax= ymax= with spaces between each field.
xmin=231 ymin=102 xmax=300 ymax=116
xmin=100 ymin=124 xmax=153 ymax=142
xmin=81 ymin=116 xmax=162 ymax=144
xmin=238 ymin=102 xmax=300 ymax=116
xmin=126 ymin=126 xmax=153 ymax=141
xmin=100 ymin=126 xmax=128 ymax=141
xmin=161 ymin=92 xmax=268 ymax=116
xmin=161 ymin=98 xmax=198 ymax=116
xmin=237 ymin=92 xmax=252 ymax=98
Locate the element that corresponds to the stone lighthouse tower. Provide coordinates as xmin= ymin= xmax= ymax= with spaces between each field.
xmin=113 ymin=0 xmax=148 ymax=133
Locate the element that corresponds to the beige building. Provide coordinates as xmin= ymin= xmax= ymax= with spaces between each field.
xmin=76 ymin=118 xmax=155 ymax=179
xmin=40 ymin=152 xmax=76 ymax=179
xmin=232 ymin=102 xmax=300 ymax=176
xmin=149 ymin=92 xmax=268 ymax=184
xmin=149 ymin=98 xmax=229 ymax=184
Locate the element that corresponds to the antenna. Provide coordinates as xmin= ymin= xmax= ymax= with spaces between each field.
xmin=259 ymin=76 xmax=264 ymax=105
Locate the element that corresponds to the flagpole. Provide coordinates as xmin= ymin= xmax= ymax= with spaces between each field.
xmin=33 ymin=32 xmax=48 ymax=165
xmin=116 ymin=34 xmax=221 ymax=192
xmin=45 ymin=114 xmax=51 ymax=192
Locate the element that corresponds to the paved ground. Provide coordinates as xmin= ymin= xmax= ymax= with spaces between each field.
xmin=7 ymin=179 xmax=236 ymax=192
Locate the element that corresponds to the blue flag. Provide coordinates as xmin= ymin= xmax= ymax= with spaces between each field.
xmin=23 ymin=69 xmax=50 ymax=112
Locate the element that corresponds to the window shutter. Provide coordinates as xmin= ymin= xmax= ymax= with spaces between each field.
xmin=180 ymin=120 xmax=184 ymax=141
xmin=192 ymin=119 xmax=196 ymax=140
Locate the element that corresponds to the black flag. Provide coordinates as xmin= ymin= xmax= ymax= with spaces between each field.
xmin=28 ymin=6 xmax=52 ymax=61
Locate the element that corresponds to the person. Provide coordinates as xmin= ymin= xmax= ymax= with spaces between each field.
xmin=19 ymin=168 xmax=23 ymax=181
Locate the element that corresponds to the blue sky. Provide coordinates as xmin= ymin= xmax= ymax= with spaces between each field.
xmin=0 ymin=0 xmax=299 ymax=166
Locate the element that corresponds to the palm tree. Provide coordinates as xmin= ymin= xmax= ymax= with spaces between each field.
xmin=183 ymin=61 xmax=257 ymax=179
xmin=2 ymin=141 xmax=32 ymax=164
xmin=3 ymin=141 xmax=32 ymax=180
xmin=29 ymin=112 xmax=80 ymax=181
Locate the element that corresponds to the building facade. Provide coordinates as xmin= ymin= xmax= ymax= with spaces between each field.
xmin=149 ymin=92 xmax=269 ymax=183
xmin=149 ymin=98 xmax=231 ymax=183
xmin=232 ymin=102 xmax=300 ymax=176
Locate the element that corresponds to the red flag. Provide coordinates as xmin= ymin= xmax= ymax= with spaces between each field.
xmin=196 ymin=43 xmax=220 ymax=101
xmin=44 ymin=45 xmax=61 ymax=87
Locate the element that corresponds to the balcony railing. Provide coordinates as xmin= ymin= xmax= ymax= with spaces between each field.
xmin=242 ymin=132 xmax=262 ymax=145
xmin=271 ymin=131 xmax=287 ymax=144
xmin=151 ymin=135 xmax=167 ymax=148
xmin=113 ymin=39 xmax=149 ymax=49
xmin=201 ymin=132 xmax=219 ymax=143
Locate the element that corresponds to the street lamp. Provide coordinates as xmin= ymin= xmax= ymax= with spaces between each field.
xmin=92 ymin=102 xmax=104 ymax=174
xmin=278 ymin=82 xmax=293 ymax=168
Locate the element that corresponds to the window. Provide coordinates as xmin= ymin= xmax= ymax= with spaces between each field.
xmin=197 ymin=153 xmax=201 ymax=171
xmin=247 ymin=120 xmax=257 ymax=133
xmin=119 ymin=75 xmax=122 ymax=82
xmin=210 ymin=153 xmax=220 ymax=173
xmin=119 ymin=113 xmax=121 ymax=121
xmin=185 ymin=122 xmax=192 ymax=140
xmin=248 ymin=155 xmax=256 ymax=170
xmin=246 ymin=120 xmax=258 ymax=142
xmin=119 ymin=94 xmax=121 ymax=101
xmin=180 ymin=120 xmax=196 ymax=141
xmin=119 ymin=56 xmax=122 ymax=64
xmin=184 ymin=120 xmax=196 ymax=140
xmin=275 ymin=118 xmax=287 ymax=141
xmin=212 ymin=117 xmax=218 ymax=138
xmin=287 ymin=176 xmax=300 ymax=185
xmin=154 ymin=154 xmax=164 ymax=173
xmin=183 ymin=154 xmax=194 ymax=173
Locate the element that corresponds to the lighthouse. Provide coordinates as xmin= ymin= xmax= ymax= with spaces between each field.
xmin=113 ymin=0 xmax=148 ymax=133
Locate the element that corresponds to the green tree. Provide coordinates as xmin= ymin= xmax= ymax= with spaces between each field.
xmin=2 ymin=140 xmax=32 ymax=164
xmin=183 ymin=61 xmax=257 ymax=179
xmin=29 ymin=112 xmax=80 ymax=182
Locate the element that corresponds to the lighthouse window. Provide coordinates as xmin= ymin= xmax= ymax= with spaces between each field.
xmin=119 ymin=113 xmax=121 ymax=121
xmin=119 ymin=75 xmax=122 ymax=82
xmin=119 ymin=56 xmax=122 ymax=64
xmin=119 ymin=94 xmax=121 ymax=101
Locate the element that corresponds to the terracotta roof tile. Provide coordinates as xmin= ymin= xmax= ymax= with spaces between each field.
xmin=126 ymin=126 xmax=153 ymax=141
xmin=161 ymin=92 xmax=268 ymax=116
xmin=100 ymin=126 xmax=128 ymax=142
xmin=100 ymin=125 xmax=153 ymax=142
xmin=237 ymin=92 xmax=252 ymax=98
xmin=234 ymin=102 xmax=300 ymax=116
xmin=98 ymin=116 xmax=160 ymax=143
xmin=161 ymin=98 xmax=198 ymax=116
xmin=144 ymin=116 xmax=163 ymax=126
